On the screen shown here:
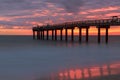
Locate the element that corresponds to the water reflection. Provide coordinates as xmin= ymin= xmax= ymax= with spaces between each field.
xmin=35 ymin=36 xmax=120 ymax=47
xmin=36 ymin=62 xmax=120 ymax=80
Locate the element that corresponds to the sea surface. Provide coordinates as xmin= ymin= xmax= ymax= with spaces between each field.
xmin=0 ymin=35 xmax=120 ymax=80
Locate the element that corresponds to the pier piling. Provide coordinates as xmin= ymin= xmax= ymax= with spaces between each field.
xmin=41 ymin=31 xmax=42 ymax=40
xmin=98 ymin=28 xmax=101 ymax=43
xmin=71 ymin=28 xmax=74 ymax=42
xmin=33 ymin=31 xmax=35 ymax=39
xmin=52 ymin=30 xmax=54 ymax=40
xmin=39 ymin=31 xmax=41 ymax=40
xmin=106 ymin=28 xmax=108 ymax=43
xmin=65 ymin=29 xmax=68 ymax=42
xmin=86 ymin=28 xmax=89 ymax=43
xmin=37 ymin=31 xmax=40 ymax=40
xmin=55 ymin=29 xmax=57 ymax=40
xmin=79 ymin=28 xmax=82 ymax=42
xmin=46 ymin=30 xmax=49 ymax=40
xmin=42 ymin=30 xmax=45 ymax=40
xmin=60 ymin=29 xmax=63 ymax=41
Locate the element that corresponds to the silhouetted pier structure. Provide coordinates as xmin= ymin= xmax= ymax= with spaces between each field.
xmin=32 ymin=16 xmax=120 ymax=43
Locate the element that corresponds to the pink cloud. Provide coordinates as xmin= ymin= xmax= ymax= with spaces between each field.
xmin=105 ymin=12 xmax=120 ymax=17
xmin=0 ymin=16 xmax=12 ymax=21
xmin=79 ymin=11 xmax=88 ymax=15
xmin=0 ymin=26 xmax=6 ymax=29
xmin=88 ymin=6 xmax=120 ymax=13
xmin=86 ymin=15 xmax=98 ymax=19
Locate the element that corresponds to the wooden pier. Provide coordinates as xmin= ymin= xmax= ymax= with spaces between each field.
xmin=32 ymin=16 xmax=120 ymax=43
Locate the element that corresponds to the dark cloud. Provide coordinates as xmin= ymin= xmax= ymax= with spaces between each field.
xmin=0 ymin=0 xmax=44 ymax=15
xmin=83 ymin=0 xmax=120 ymax=9
xmin=43 ymin=0 xmax=120 ymax=13
xmin=44 ymin=0 xmax=84 ymax=13
xmin=0 ymin=20 xmax=30 ymax=27
xmin=0 ymin=0 xmax=25 ymax=3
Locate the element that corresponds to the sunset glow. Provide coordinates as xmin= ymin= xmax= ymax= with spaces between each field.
xmin=0 ymin=0 xmax=120 ymax=35
xmin=0 ymin=26 xmax=119 ymax=35
xmin=0 ymin=29 xmax=32 ymax=35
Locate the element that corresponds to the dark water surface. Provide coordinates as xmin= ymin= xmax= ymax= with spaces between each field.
xmin=0 ymin=35 xmax=120 ymax=80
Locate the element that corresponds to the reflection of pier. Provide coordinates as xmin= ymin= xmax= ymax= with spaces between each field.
xmin=33 ymin=16 xmax=120 ymax=43
xmin=49 ymin=62 xmax=120 ymax=80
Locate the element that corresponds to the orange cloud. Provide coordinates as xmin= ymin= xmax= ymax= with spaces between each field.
xmin=30 ymin=21 xmax=43 ymax=26
xmin=0 ymin=26 xmax=5 ymax=29
xmin=88 ymin=6 xmax=120 ymax=13
xmin=105 ymin=12 xmax=120 ymax=17
xmin=86 ymin=16 xmax=99 ymax=19
xmin=0 ymin=16 xmax=12 ymax=21
xmin=79 ymin=11 xmax=88 ymax=15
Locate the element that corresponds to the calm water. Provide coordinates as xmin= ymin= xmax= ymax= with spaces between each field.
xmin=0 ymin=35 xmax=120 ymax=80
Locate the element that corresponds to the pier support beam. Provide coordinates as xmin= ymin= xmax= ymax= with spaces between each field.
xmin=79 ymin=28 xmax=82 ymax=42
xmin=98 ymin=28 xmax=101 ymax=43
xmin=33 ymin=31 xmax=35 ymax=39
xmin=97 ymin=27 xmax=110 ymax=43
xmin=42 ymin=30 xmax=44 ymax=40
xmin=46 ymin=30 xmax=49 ymax=40
xmin=71 ymin=28 xmax=74 ymax=42
xmin=55 ymin=29 xmax=57 ymax=40
xmin=60 ymin=29 xmax=63 ymax=41
xmin=86 ymin=28 xmax=89 ymax=43
xmin=106 ymin=28 xmax=108 ymax=43
xmin=65 ymin=29 xmax=68 ymax=42
xmin=40 ymin=31 xmax=42 ymax=40
xmin=52 ymin=30 xmax=54 ymax=40
xmin=37 ymin=31 xmax=40 ymax=40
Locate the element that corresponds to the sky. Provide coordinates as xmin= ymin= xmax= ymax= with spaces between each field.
xmin=0 ymin=0 xmax=120 ymax=35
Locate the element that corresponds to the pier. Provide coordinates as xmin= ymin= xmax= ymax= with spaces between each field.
xmin=32 ymin=16 xmax=120 ymax=43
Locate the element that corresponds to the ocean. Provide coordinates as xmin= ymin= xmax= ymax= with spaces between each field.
xmin=0 ymin=35 xmax=120 ymax=80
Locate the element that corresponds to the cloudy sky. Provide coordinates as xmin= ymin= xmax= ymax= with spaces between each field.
xmin=0 ymin=0 xmax=120 ymax=35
